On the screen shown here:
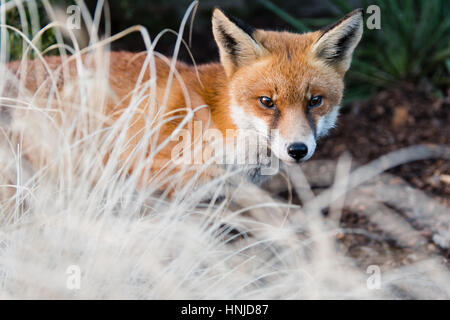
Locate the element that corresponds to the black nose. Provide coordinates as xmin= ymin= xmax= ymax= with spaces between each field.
xmin=287 ymin=143 xmax=308 ymax=161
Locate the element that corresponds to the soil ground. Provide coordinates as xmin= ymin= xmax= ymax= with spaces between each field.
xmin=313 ymin=84 xmax=450 ymax=269
xmin=315 ymin=83 xmax=450 ymax=204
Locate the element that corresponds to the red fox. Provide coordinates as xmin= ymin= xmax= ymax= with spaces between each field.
xmin=3 ymin=8 xmax=363 ymax=191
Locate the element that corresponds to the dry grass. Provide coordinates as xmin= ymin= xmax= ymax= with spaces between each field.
xmin=0 ymin=0 xmax=448 ymax=299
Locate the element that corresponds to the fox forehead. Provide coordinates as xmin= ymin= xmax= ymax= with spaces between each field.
xmin=231 ymin=48 xmax=344 ymax=113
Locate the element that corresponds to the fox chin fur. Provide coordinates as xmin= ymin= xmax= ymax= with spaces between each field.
xmin=3 ymin=8 xmax=363 ymax=193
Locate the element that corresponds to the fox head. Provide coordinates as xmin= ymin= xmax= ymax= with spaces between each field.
xmin=212 ymin=8 xmax=363 ymax=164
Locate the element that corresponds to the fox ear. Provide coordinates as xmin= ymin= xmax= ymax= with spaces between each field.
xmin=212 ymin=8 xmax=264 ymax=76
xmin=312 ymin=9 xmax=364 ymax=74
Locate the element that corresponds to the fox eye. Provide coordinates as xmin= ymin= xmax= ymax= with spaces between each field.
xmin=259 ymin=96 xmax=275 ymax=109
xmin=308 ymin=95 xmax=323 ymax=108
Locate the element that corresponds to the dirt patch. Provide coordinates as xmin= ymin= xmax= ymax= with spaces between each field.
xmin=309 ymin=84 xmax=450 ymax=269
xmin=315 ymin=84 xmax=450 ymax=205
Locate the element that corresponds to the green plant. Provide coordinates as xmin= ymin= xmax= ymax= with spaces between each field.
xmin=259 ymin=0 xmax=450 ymax=102
xmin=4 ymin=0 xmax=57 ymax=61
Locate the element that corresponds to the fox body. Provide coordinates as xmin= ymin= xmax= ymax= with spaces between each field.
xmin=4 ymin=9 xmax=363 ymax=190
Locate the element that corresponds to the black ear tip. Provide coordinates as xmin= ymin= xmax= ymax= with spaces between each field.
xmin=320 ymin=8 xmax=364 ymax=34
xmin=211 ymin=8 xmax=256 ymax=37
xmin=342 ymin=8 xmax=364 ymax=21
xmin=212 ymin=7 xmax=225 ymax=19
xmin=352 ymin=8 xmax=364 ymax=18
xmin=213 ymin=7 xmax=230 ymax=17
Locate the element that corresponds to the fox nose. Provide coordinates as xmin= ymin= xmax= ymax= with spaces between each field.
xmin=287 ymin=143 xmax=308 ymax=161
